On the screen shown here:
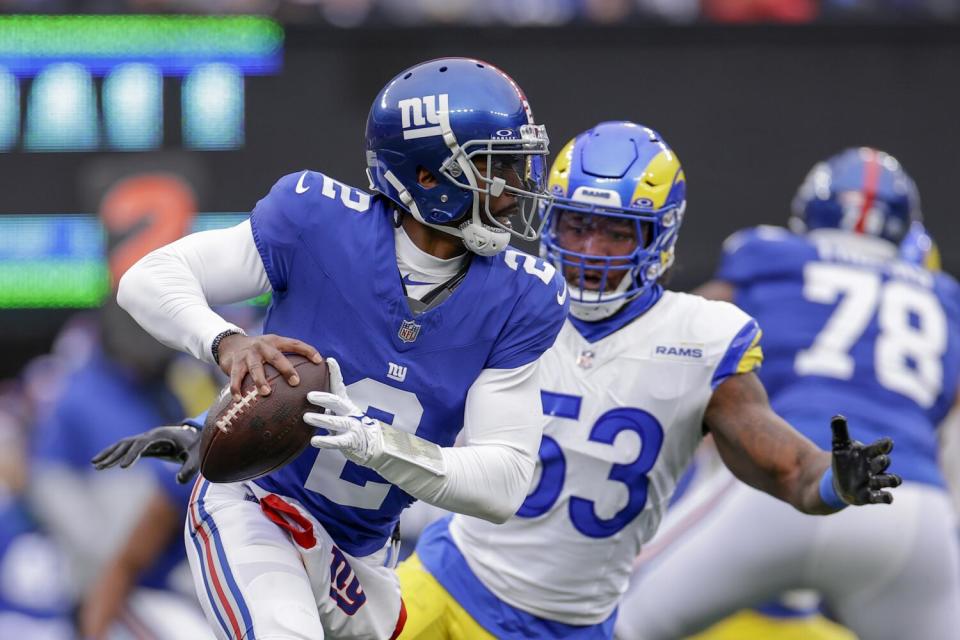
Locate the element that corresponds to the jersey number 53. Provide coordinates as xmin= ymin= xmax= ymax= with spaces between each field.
xmin=517 ymin=391 xmax=664 ymax=538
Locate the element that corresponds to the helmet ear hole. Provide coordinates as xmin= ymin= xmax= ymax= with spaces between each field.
xmin=416 ymin=167 xmax=440 ymax=189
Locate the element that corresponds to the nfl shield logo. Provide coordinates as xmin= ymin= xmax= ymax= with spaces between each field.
xmin=398 ymin=319 xmax=421 ymax=343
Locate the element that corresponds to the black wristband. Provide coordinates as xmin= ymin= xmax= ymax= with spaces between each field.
xmin=211 ymin=329 xmax=245 ymax=365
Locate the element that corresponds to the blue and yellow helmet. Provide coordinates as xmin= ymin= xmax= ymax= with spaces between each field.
xmin=900 ymin=220 xmax=941 ymax=272
xmin=541 ymin=121 xmax=686 ymax=320
xmin=790 ymin=147 xmax=920 ymax=244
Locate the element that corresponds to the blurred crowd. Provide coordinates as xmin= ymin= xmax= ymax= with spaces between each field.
xmin=0 ymin=0 xmax=958 ymax=25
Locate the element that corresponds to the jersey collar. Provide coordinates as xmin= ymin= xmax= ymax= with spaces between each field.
xmin=570 ymin=284 xmax=663 ymax=343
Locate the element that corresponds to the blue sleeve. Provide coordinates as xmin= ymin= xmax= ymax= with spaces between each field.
xmin=486 ymin=267 xmax=569 ymax=370
xmin=934 ymin=273 xmax=960 ymax=414
xmin=183 ymin=410 xmax=207 ymax=430
xmin=711 ymin=318 xmax=763 ymax=389
xmin=715 ymin=226 xmax=802 ymax=287
xmin=249 ymin=171 xmax=317 ymax=293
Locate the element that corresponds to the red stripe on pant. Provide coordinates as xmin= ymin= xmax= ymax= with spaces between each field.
xmin=189 ymin=480 xmax=246 ymax=639
xmin=390 ymin=599 xmax=408 ymax=640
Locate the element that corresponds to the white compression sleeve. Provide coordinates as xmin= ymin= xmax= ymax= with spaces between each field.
xmin=116 ymin=220 xmax=270 ymax=363
xmin=370 ymin=361 xmax=543 ymax=523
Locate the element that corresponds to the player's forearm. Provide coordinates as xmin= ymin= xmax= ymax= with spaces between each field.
xmin=707 ymin=372 xmax=836 ymax=515
xmin=118 ymin=249 xmax=241 ymax=362
xmin=372 ymin=442 xmax=534 ymax=523
xmin=117 ymin=221 xmax=270 ymax=362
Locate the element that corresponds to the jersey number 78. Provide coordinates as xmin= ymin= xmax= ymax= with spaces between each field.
xmin=795 ymin=262 xmax=947 ymax=408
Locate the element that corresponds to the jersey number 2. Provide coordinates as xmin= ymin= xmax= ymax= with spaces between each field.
xmin=795 ymin=262 xmax=947 ymax=408
xmin=304 ymin=378 xmax=422 ymax=509
xmin=517 ymin=392 xmax=664 ymax=538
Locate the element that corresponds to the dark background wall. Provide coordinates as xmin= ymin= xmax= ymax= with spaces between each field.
xmin=3 ymin=24 xmax=959 ymax=369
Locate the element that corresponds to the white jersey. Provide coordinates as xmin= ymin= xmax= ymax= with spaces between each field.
xmin=449 ymin=291 xmax=761 ymax=624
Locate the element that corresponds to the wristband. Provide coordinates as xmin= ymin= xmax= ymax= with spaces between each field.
xmin=819 ymin=467 xmax=848 ymax=510
xmin=211 ymin=328 xmax=246 ymax=365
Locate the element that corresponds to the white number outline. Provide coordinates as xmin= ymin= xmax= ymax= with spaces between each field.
xmin=795 ymin=263 xmax=879 ymax=380
xmin=794 ymin=263 xmax=947 ymax=408
xmin=320 ymin=175 xmax=371 ymax=212
xmin=305 ymin=378 xmax=422 ymax=509
xmin=504 ymin=249 xmax=556 ymax=286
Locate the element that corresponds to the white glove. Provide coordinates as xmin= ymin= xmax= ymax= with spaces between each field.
xmin=304 ymin=358 xmax=384 ymax=466
xmin=303 ymin=357 xmax=446 ymax=476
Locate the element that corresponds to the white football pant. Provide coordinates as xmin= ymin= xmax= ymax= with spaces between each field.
xmin=615 ymin=468 xmax=960 ymax=640
xmin=184 ymin=478 xmax=405 ymax=640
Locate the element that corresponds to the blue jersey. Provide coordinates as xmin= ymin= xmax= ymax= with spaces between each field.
xmin=717 ymin=226 xmax=960 ymax=486
xmin=32 ymin=352 xmax=184 ymax=469
xmin=138 ymin=461 xmax=196 ymax=590
xmin=248 ymin=171 xmax=568 ymax=556
xmin=31 ymin=353 xmax=190 ymax=590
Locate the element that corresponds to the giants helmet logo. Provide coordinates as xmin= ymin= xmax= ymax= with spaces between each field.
xmin=398 ymin=94 xmax=449 ymax=140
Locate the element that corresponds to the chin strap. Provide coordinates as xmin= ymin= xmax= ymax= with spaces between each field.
xmin=459 ymin=220 xmax=510 ymax=257
xmin=382 ymin=169 xmax=509 ymax=257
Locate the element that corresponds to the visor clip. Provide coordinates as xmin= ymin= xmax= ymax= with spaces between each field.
xmin=442 ymin=157 xmax=462 ymax=178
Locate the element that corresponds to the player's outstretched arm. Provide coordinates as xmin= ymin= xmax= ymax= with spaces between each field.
xmin=91 ymin=424 xmax=201 ymax=484
xmin=704 ymin=372 xmax=901 ymax=514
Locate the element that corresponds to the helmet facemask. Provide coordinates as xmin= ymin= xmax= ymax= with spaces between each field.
xmin=542 ymin=199 xmax=683 ymax=321
xmin=438 ymin=124 xmax=550 ymax=256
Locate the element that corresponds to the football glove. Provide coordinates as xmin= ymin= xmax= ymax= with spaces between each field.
xmin=830 ymin=415 xmax=902 ymax=506
xmin=91 ymin=424 xmax=202 ymax=484
xmin=304 ymin=358 xmax=445 ymax=475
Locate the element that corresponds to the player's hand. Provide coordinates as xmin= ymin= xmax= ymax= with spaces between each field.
xmin=91 ymin=425 xmax=202 ymax=484
xmin=303 ymin=358 xmax=384 ymax=466
xmin=830 ymin=415 xmax=902 ymax=505
xmin=217 ymin=333 xmax=322 ymax=400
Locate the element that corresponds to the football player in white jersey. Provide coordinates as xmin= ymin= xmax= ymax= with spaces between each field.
xmin=395 ymin=122 xmax=901 ymax=640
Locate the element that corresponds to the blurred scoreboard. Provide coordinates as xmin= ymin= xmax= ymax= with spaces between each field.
xmin=0 ymin=15 xmax=284 ymax=310
xmin=0 ymin=213 xmax=250 ymax=308
xmin=0 ymin=15 xmax=283 ymax=152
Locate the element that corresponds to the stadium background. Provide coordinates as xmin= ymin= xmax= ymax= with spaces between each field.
xmin=0 ymin=3 xmax=957 ymax=638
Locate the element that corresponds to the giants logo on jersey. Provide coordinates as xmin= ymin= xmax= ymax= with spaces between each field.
xmin=398 ymin=94 xmax=449 ymax=140
xmin=329 ymin=547 xmax=367 ymax=615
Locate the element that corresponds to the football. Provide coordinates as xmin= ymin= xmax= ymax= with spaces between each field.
xmin=199 ymin=354 xmax=329 ymax=483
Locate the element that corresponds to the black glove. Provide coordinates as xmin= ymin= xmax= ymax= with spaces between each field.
xmin=91 ymin=425 xmax=202 ymax=484
xmin=830 ymin=415 xmax=902 ymax=505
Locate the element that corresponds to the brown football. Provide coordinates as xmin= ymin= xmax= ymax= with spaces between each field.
xmin=199 ymin=354 xmax=329 ymax=483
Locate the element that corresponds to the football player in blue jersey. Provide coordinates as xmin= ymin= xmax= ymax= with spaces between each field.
xmin=90 ymin=58 xmax=567 ymax=640
xmin=394 ymin=123 xmax=901 ymax=640
xmin=617 ymin=147 xmax=960 ymax=640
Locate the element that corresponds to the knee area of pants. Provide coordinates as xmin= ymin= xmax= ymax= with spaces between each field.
xmin=257 ymin=601 xmax=324 ymax=639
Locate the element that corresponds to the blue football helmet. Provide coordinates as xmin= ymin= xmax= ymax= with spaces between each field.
xmin=365 ymin=58 xmax=550 ymax=256
xmin=541 ymin=121 xmax=686 ymax=321
xmin=790 ymin=147 xmax=920 ymax=244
